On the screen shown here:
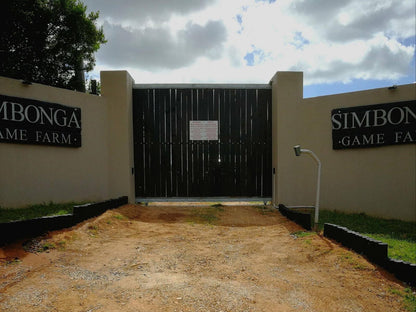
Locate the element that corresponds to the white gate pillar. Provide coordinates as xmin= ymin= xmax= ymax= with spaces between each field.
xmin=270 ymin=71 xmax=304 ymax=206
xmin=101 ymin=71 xmax=136 ymax=204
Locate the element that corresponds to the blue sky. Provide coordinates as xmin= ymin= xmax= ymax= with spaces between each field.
xmin=84 ymin=0 xmax=415 ymax=98
xmin=304 ymin=35 xmax=415 ymax=97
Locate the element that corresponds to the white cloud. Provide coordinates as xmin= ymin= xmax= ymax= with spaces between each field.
xmin=85 ymin=0 xmax=213 ymax=24
xmin=97 ymin=20 xmax=227 ymax=70
xmin=84 ymin=0 xmax=416 ymax=86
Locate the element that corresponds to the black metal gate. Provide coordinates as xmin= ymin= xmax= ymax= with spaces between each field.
xmin=133 ymin=85 xmax=272 ymax=200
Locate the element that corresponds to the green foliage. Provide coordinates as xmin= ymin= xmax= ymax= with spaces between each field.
xmin=113 ymin=213 xmax=127 ymax=220
xmin=189 ymin=206 xmax=224 ymax=225
xmin=0 ymin=202 xmax=76 ymax=222
xmin=390 ymin=288 xmax=416 ymax=312
xmin=86 ymin=78 xmax=101 ymax=95
xmin=318 ymin=210 xmax=416 ymax=263
xmin=0 ymin=0 xmax=106 ymax=91
xmin=41 ymin=242 xmax=56 ymax=251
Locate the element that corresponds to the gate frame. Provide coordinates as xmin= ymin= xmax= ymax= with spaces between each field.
xmin=133 ymin=83 xmax=272 ymax=203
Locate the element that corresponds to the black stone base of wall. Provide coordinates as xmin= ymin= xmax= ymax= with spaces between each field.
xmin=278 ymin=204 xmax=312 ymax=230
xmin=324 ymin=223 xmax=416 ymax=286
xmin=0 ymin=196 xmax=128 ymax=246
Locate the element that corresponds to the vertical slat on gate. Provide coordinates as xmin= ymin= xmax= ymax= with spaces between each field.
xmin=238 ymin=89 xmax=244 ymax=195
xmin=254 ymin=89 xmax=262 ymax=195
xmin=217 ymin=89 xmax=223 ymax=196
xmin=257 ymin=89 xmax=265 ymax=196
xmin=207 ymin=88 xmax=216 ymax=195
xmin=214 ymin=89 xmax=221 ymax=195
xmin=172 ymin=89 xmax=180 ymax=197
xmin=195 ymin=89 xmax=202 ymax=196
xmin=144 ymin=89 xmax=151 ymax=196
xmin=227 ymin=89 xmax=234 ymax=195
xmin=150 ymin=89 xmax=157 ymax=196
xmin=253 ymin=88 xmax=260 ymax=195
xmin=163 ymin=90 xmax=168 ymax=197
xmin=141 ymin=90 xmax=147 ymax=196
xmin=236 ymin=89 xmax=242 ymax=195
xmin=220 ymin=89 xmax=229 ymax=195
xmin=148 ymin=89 xmax=156 ymax=196
xmin=230 ymin=89 xmax=238 ymax=195
xmin=189 ymin=89 xmax=196 ymax=196
xmin=241 ymin=89 xmax=248 ymax=194
xmin=237 ymin=89 xmax=243 ymax=195
xmin=155 ymin=89 xmax=164 ymax=196
xmin=191 ymin=89 xmax=197 ymax=196
xmin=177 ymin=89 xmax=183 ymax=196
xmin=146 ymin=90 xmax=153 ymax=196
xmin=201 ymin=89 xmax=209 ymax=195
xmin=183 ymin=89 xmax=191 ymax=197
xmin=166 ymin=89 xmax=172 ymax=197
xmin=245 ymin=89 xmax=253 ymax=196
xmin=151 ymin=89 xmax=158 ymax=196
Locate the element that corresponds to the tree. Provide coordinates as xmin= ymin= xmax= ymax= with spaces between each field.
xmin=0 ymin=0 xmax=106 ymax=92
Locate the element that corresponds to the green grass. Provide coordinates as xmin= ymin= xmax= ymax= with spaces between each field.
xmin=0 ymin=202 xmax=78 ymax=223
xmin=188 ymin=205 xmax=225 ymax=225
xmin=291 ymin=230 xmax=315 ymax=238
xmin=390 ymin=288 xmax=416 ymax=312
xmin=113 ymin=213 xmax=128 ymax=220
xmin=317 ymin=210 xmax=416 ymax=263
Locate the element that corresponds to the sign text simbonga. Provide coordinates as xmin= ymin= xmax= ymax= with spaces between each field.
xmin=331 ymin=101 xmax=415 ymax=149
xmin=0 ymin=95 xmax=81 ymax=147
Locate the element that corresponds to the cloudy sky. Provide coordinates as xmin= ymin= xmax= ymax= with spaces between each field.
xmin=84 ymin=0 xmax=415 ymax=97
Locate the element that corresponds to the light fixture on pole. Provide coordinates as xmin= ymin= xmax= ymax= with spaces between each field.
xmin=293 ymin=145 xmax=321 ymax=230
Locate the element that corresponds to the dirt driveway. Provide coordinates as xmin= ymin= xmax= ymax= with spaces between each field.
xmin=0 ymin=205 xmax=411 ymax=311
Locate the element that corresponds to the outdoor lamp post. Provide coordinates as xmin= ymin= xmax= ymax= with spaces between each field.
xmin=293 ymin=145 xmax=321 ymax=230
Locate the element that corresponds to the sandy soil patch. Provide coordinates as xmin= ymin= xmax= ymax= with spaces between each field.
xmin=0 ymin=205 xmax=411 ymax=311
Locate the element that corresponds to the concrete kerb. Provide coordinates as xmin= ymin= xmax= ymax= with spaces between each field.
xmin=278 ymin=204 xmax=312 ymax=231
xmin=0 ymin=196 xmax=128 ymax=246
xmin=277 ymin=208 xmax=415 ymax=286
xmin=324 ymin=223 xmax=415 ymax=286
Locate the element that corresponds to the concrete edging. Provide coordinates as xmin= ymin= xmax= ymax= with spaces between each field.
xmin=324 ymin=223 xmax=416 ymax=286
xmin=0 ymin=196 xmax=128 ymax=245
xmin=278 ymin=204 xmax=312 ymax=230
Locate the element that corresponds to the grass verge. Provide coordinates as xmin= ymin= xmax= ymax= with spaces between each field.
xmin=0 ymin=202 xmax=78 ymax=223
xmin=390 ymin=288 xmax=416 ymax=312
xmin=317 ymin=210 xmax=416 ymax=263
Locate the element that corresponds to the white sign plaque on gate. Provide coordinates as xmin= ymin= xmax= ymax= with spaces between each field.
xmin=189 ymin=120 xmax=218 ymax=141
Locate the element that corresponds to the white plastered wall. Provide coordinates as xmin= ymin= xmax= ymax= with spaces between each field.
xmin=0 ymin=71 xmax=136 ymax=207
xmin=0 ymin=77 xmax=110 ymax=206
xmin=272 ymin=72 xmax=416 ymax=221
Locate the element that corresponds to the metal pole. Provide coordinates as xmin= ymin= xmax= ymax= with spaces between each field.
xmin=272 ymin=168 xmax=276 ymax=208
xmin=300 ymin=149 xmax=321 ymax=229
